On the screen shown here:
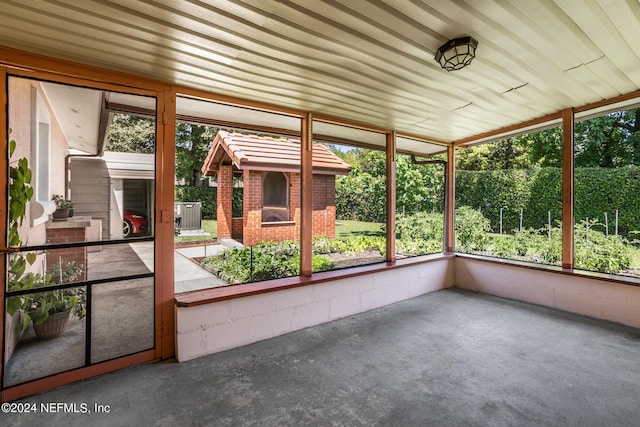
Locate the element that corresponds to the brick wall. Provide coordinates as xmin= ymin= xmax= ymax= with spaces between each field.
xmin=242 ymin=170 xmax=263 ymax=246
xmin=45 ymin=227 xmax=88 ymax=281
xmin=231 ymin=217 xmax=243 ymax=241
xmin=219 ymin=169 xmax=339 ymax=246
xmin=216 ymin=165 xmax=233 ymax=239
xmin=312 ymin=175 xmax=336 ymax=239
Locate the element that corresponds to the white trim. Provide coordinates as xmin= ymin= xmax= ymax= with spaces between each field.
xmin=30 ymin=88 xmax=52 ymax=227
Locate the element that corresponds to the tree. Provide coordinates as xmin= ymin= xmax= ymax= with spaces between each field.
xmin=106 ymin=113 xmax=155 ymax=153
xmin=457 ymin=108 xmax=640 ymax=170
xmin=396 ymin=154 xmax=444 ymax=215
xmin=175 ymin=123 xmax=218 ymax=186
xmin=457 ymin=137 xmax=531 ymax=170
xmin=575 ymin=108 xmax=640 ymax=168
xmin=523 ymin=128 xmax=562 ymax=168
xmin=326 ymin=144 xmax=370 ymax=169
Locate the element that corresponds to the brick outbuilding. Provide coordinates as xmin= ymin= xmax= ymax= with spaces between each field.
xmin=201 ymin=131 xmax=352 ymax=246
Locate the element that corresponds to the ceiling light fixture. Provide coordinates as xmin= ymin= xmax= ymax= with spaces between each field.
xmin=435 ymin=36 xmax=478 ymax=71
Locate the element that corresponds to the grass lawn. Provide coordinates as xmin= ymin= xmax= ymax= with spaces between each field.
xmin=174 ymin=219 xmax=217 ymax=243
xmin=175 ymin=219 xmax=384 ymax=244
xmin=335 ymin=220 xmax=385 ymax=239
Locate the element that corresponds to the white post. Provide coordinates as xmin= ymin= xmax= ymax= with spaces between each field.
xmin=586 ymin=217 xmax=589 ymax=245
xmin=520 ymin=208 xmax=523 ymax=233
xmin=500 ymin=207 xmax=503 ymax=236
xmin=605 ymin=212 xmax=609 ymax=236
xmin=548 ymin=211 xmax=551 ymax=240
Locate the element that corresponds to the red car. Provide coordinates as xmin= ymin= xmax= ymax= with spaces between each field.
xmin=123 ymin=209 xmax=148 ymax=238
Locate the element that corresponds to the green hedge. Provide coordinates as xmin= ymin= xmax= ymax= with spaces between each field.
xmin=335 ymin=174 xmax=387 ymax=223
xmin=175 ymin=185 xmax=243 ymax=219
xmin=456 ymin=166 xmax=640 ymax=237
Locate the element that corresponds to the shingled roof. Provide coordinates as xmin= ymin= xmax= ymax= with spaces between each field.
xmin=201 ymin=131 xmax=352 ymax=176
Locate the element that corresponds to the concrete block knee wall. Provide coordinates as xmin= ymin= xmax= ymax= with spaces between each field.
xmin=454 ymin=257 xmax=640 ymax=329
xmin=176 ymin=258 xmax=454 ymax=362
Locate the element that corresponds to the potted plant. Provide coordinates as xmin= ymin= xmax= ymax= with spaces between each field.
xmin=7 ymin=261 xmax=86 ymax=340
xmin=52 ymin=194 xmax=74 ymax=219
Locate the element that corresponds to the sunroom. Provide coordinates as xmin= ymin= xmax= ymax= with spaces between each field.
xmin=0 ymin=1 xmax=639 ymax=419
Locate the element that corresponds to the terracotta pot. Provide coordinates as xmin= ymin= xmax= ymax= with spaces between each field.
xmin=33 ymin=311 xmax=70 ymax=340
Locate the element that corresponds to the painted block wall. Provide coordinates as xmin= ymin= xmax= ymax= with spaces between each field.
xmin=454 ymin=257 xmax=640 ymax=329
xmin=176 ymin=258 xmax=454 ymax=362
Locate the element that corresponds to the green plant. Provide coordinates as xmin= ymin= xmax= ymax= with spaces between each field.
xmin=396 ymin=212 xmax=443 ymax=243
xmin=338 ymin=235 xmax=386 ymax=255
xmin=537 ymin=226 xmax=562 ymax=264
xmin=202 ymin=241 xmax=335 ymax=284
xmin=312 ymin=234 xmax=385 ymax=255
xmin=394 ymin=212 xmax=444 ymax=256
xmin=455 ymin=206 xmax=491 ymax=252
xmin=491 ymin=235 xmax=518 ymax=258
xmin=396 ymin=238 xmax=442 ymax=255
xmin=574 ymin=219 xmax=631 ymax=274
xmin=47 ymin=260 xmax=84 ymax=284
xmin=5 ymin=133 xmax=85 ymax=335
xmin=52 ymin=194 xmax=73 ymax=209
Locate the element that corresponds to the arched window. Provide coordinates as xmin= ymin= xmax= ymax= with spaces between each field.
xmin=262 ymin=172 xmax=289 ymax=222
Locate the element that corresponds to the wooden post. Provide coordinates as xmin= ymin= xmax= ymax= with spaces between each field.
xmin=300 ymin=113 xmax=313 ymax=276
xmin=158 ymin=86 xmax=176 ymax=360
xmin=445 ymin=145 xmax=455 ymax=252
xmin=0 ymin=66 xmax=7 ymax=398
xmin=386 ymin=131 xmax=396 ymax=262
xmin=562 ymin=108 xmax=574 ymax=270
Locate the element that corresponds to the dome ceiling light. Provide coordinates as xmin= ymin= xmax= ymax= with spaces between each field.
xmin=435 ymin=36 xmax=478 ymax=71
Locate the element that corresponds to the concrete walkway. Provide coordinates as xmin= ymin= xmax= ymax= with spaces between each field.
xmin=173 ymin=245 xmax=228 ymax=293
xmin=3 ymin=289 xmax=640 ymax=426
xmin=127 ymin=241 xmax=230 ymax=293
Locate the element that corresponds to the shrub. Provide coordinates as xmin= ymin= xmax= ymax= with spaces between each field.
xmin=535 ymin=225 xmax=562 ymax=264
xmin=396 ymin=238 xmax=442 ymax=255
xmin=455 ymin=206 xmax=491 ymax=252
xmin=396 ymin=212 xmax=443 ymax=242
xmin=574 ymin=220 xmax=631 ymax=273
xmin=175 ymin=185 xmax=243 ymax=219
xmin=335 ymin=173 xmax=386 ymax=223
xmin=456 ymin=166 xmax=640 ymax=238
xmin=395 ymin=211 xmax=443 ymax=255
xmin=313 ymin=235 xmax=386 ymax=255
xmin=513 ymin=228 xmax=544 ymax=257
xmin=491 ymin=235 xmax=518 ymax=258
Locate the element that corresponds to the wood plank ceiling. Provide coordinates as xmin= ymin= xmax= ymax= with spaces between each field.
xmin=0 ymin=0 xmax=639 ymax=143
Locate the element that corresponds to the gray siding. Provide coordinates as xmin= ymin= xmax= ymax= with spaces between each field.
xmin=69 ymin=157 xmax=110 ymax=239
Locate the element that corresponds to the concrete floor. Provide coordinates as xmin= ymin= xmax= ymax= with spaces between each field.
xmin=3 ymin=288 xmax=640 ymax=426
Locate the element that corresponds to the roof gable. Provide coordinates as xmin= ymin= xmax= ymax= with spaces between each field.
xmin=202 ymin=131 xmax=352 ymax=176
